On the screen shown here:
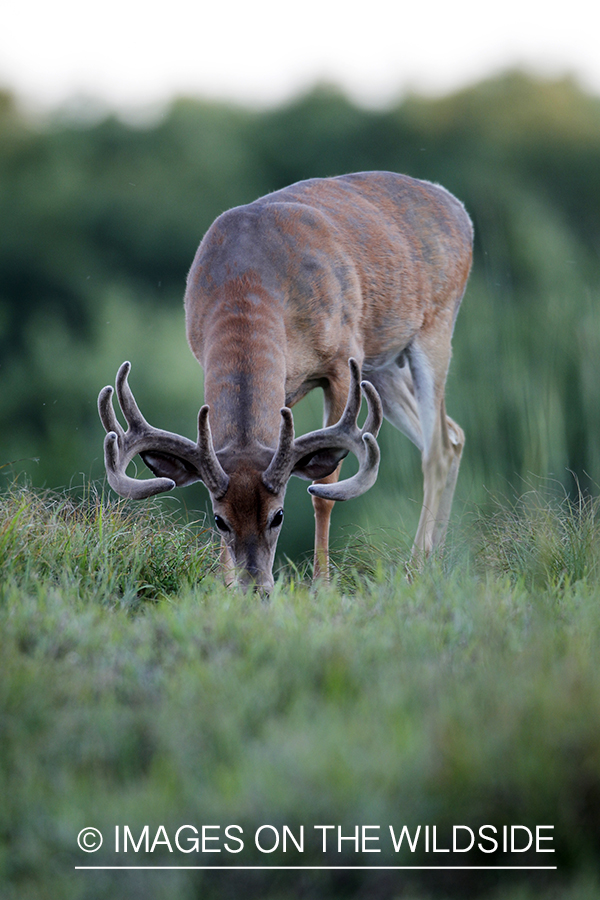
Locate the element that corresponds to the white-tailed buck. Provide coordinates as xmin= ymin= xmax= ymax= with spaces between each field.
xmin=99 ymin=172 xmax=472 ymax=590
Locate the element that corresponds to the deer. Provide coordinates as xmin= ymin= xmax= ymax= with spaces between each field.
xmin=98 ymin=171 xmax=473 ymax=591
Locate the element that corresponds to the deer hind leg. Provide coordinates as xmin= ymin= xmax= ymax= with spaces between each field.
xmin=406 ymin=336 xmax=464 ymax=562
xmin=412 ymin=396 xmax=464 ymax=562
xmin=369 ymin=337 xmax=464 ymax=564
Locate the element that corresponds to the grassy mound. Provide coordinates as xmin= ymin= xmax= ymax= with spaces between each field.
xmin=1 ymin=484 xmax=600 ymax=899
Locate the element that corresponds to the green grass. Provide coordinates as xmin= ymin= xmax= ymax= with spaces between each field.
xmin=0 ymin=482 xmax=218 ymax=606
xmin=474 ymin=481 xmax=600 ymax=589
xmin=2 ymin=484 xmax=600 ymax=900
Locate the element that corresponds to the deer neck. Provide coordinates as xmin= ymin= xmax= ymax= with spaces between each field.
xmin=200 ymin=277 xmax=287 ymax=460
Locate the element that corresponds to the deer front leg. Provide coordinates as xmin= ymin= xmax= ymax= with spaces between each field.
xmin=311 ymin=464 xmax=342 ymax=581
xmin=310 ymin=365 xmax=356 ymax=582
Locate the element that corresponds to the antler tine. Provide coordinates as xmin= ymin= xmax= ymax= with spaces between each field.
xmin=98 ymin=385 xmax=124 ymax=437
xmin=262 ymin=408 xmax=295 ymax=494
xmin=115 ymin=360 xmax=148 ymax=432
xmin=99 ymin=378 xmax=171 ymax=497
xmin=197 ymin=406 xmax=230 ymax=499
xmin=103 ymin=431 xmax=176 ymax=499
xmin=336 ymin=357 xmax=363 ymax=431
xmin=360 ymin=380 xmax=383 ymax=438
xmin=335 ymin=358 xmax=382 ymax=439
xmin=308 ymin=432 xmax=380 ymax=502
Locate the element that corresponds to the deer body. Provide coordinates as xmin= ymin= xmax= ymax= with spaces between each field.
xmin=99 ymin=172 xmax=472 ymax=590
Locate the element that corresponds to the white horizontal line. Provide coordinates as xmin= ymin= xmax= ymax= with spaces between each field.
xmin=75 ymin=865 xmax=558 ymax=871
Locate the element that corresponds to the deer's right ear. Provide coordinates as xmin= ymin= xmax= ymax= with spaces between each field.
xmin=140 ymin=451 xmax=202 ymax=488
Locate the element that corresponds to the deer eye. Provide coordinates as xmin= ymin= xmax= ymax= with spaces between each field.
xmin=214 ymin=514 xmax=230 ymax=533
xmin=270 ymin=509 xmax=284 ymax=529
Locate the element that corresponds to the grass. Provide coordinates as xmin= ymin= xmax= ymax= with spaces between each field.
xmin=1 ymin=483 xmax=600 ymax=900
xmin=474 ymin=480 xmax=600 ymax=589
xmin=0 ymin=482 xmax=218 ymax=606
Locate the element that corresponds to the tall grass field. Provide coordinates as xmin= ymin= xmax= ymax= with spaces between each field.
xmin=2 ymin=480 xmax=600 ymax=899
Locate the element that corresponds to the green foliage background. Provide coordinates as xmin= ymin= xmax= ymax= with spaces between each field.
xmin=1 ymin=70 xmax=600 ymax=560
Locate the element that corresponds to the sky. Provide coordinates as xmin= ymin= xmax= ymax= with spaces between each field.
xmin=1 ymin=0 xmax=598 ymax=114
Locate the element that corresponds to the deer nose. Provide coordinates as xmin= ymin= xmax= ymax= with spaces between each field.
xmin=234 ymin=539 xmax=274 ymax=593
xmin=238 ymin=568 xmax=274 ymax=595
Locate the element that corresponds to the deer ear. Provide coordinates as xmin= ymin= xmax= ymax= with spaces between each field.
xmin=140 ymin=451 xmax=202 ymax=487
xmin=290 ymin=447 xmax=349 ymax=481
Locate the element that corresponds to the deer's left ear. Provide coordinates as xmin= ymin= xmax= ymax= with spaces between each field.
xmin=290 ymin=447 xmax=349 ymax=481
xmin=140 ymin=451 xmax=202 ymax=487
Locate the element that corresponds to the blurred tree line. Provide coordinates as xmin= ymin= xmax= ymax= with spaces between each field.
xmin=1 ymin=71 xmax=599 ymax=560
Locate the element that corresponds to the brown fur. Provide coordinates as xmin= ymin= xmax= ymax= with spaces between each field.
xmin=184 ymin=172 xmax=472 ymax=585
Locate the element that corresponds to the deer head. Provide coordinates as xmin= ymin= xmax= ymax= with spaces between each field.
xmin=98 ymin=358 xmax=382 ymax=591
